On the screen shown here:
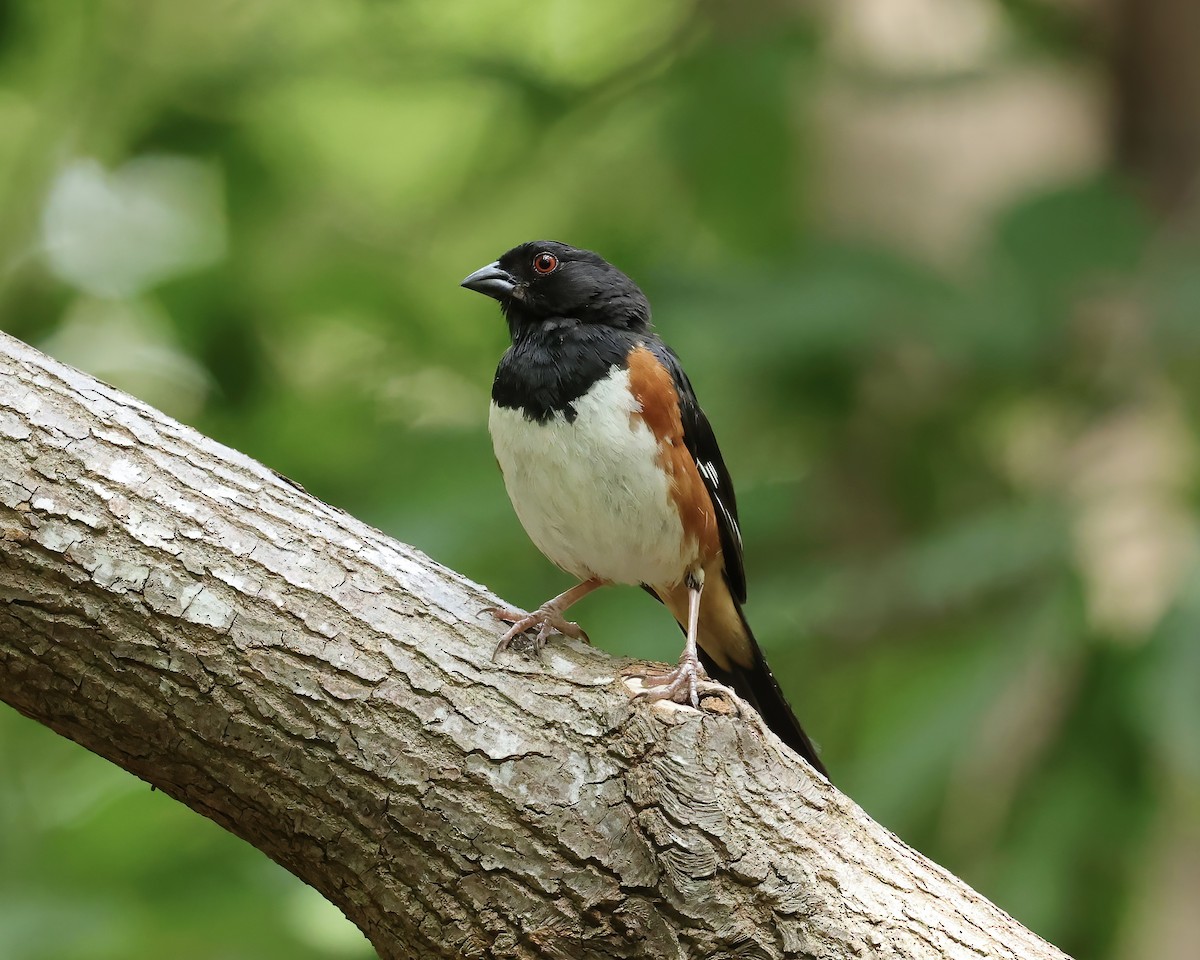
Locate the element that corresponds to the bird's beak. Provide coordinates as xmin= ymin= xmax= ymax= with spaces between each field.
xmin=460 ymin=261 xmax=517 ymax=301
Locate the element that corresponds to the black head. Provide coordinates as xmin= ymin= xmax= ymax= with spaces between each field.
xmin=460 ymin=241 xmax=651 ymax=336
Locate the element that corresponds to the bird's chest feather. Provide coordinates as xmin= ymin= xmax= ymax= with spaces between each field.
xmin=489 ymin=367 xmax=691 ymax=586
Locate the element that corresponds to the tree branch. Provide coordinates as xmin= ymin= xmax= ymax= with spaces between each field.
xmin=0 ymin=331 xmax=1069 ymax=959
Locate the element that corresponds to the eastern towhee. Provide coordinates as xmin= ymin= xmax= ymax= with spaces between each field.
xmin=462 ymin=241 xmax=826 ymax=777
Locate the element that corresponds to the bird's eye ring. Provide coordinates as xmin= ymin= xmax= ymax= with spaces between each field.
xmin=532 ymin=252 xmax=559 ymax=275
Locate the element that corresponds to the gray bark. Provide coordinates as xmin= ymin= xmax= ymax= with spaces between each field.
xmin=0 ymin=330 xmax=1070 ymax=959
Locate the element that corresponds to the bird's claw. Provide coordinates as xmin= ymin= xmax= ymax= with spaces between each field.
xmin=630 ymin=655 xmax=708 ymax=709
xmin=480 ymin=605 xmax=524 ymax=625
xmin=486 ymin=605 xmax=589 ymax=659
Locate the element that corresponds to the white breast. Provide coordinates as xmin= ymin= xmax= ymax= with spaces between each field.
xmin=489 ymin=367 xmax=693 ymax=587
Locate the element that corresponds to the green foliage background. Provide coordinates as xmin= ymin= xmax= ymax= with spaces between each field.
xmin=2 ymin=2 xmax=1198 ymax=958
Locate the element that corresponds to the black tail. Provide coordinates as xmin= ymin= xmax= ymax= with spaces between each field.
xmin=697 ymin=617 xmax=829 ymax=780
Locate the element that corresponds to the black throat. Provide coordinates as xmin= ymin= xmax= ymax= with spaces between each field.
xmin=492 ymin=318 xmax=640 ymax=424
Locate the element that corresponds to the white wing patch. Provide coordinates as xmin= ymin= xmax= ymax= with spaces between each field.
xmin=696 ymin=457 xmax=741 ymax=552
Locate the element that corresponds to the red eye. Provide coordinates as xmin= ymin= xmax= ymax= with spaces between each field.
xmin=532 ymin=252 xmax=559 ymax=275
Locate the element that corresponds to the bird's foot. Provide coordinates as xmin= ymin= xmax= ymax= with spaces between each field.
xmin=630 ymin=653 xmax=708 ymax=709
xmin=484 ymin=604 xmax=590 ymax=658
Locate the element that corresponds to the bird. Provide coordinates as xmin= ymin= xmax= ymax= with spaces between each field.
xmin=461 ymin=240 xmax=826 ymax=777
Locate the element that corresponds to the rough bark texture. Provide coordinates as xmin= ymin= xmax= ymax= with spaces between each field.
xmin=0 ymin=331 xmax=1070 ymax=960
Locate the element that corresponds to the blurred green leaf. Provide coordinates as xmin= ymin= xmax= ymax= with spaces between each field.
xmin=0 ymin=1 xmax=1194 ymax=958
xmin=991 ymin=179 xmax=1152 ymax=309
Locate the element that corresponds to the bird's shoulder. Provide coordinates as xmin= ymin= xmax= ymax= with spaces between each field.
xmin=636 ymin=338 xmax=747 ymax=602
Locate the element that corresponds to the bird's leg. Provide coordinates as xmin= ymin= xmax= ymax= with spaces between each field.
xmin=485 ymin=577 xmax=605 ymax=657
xmin=637 ymin=570 xmax=706 ymax=709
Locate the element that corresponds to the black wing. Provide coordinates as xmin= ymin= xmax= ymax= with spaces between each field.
xmin=646 ymin=339 xmax=747 ymax=603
